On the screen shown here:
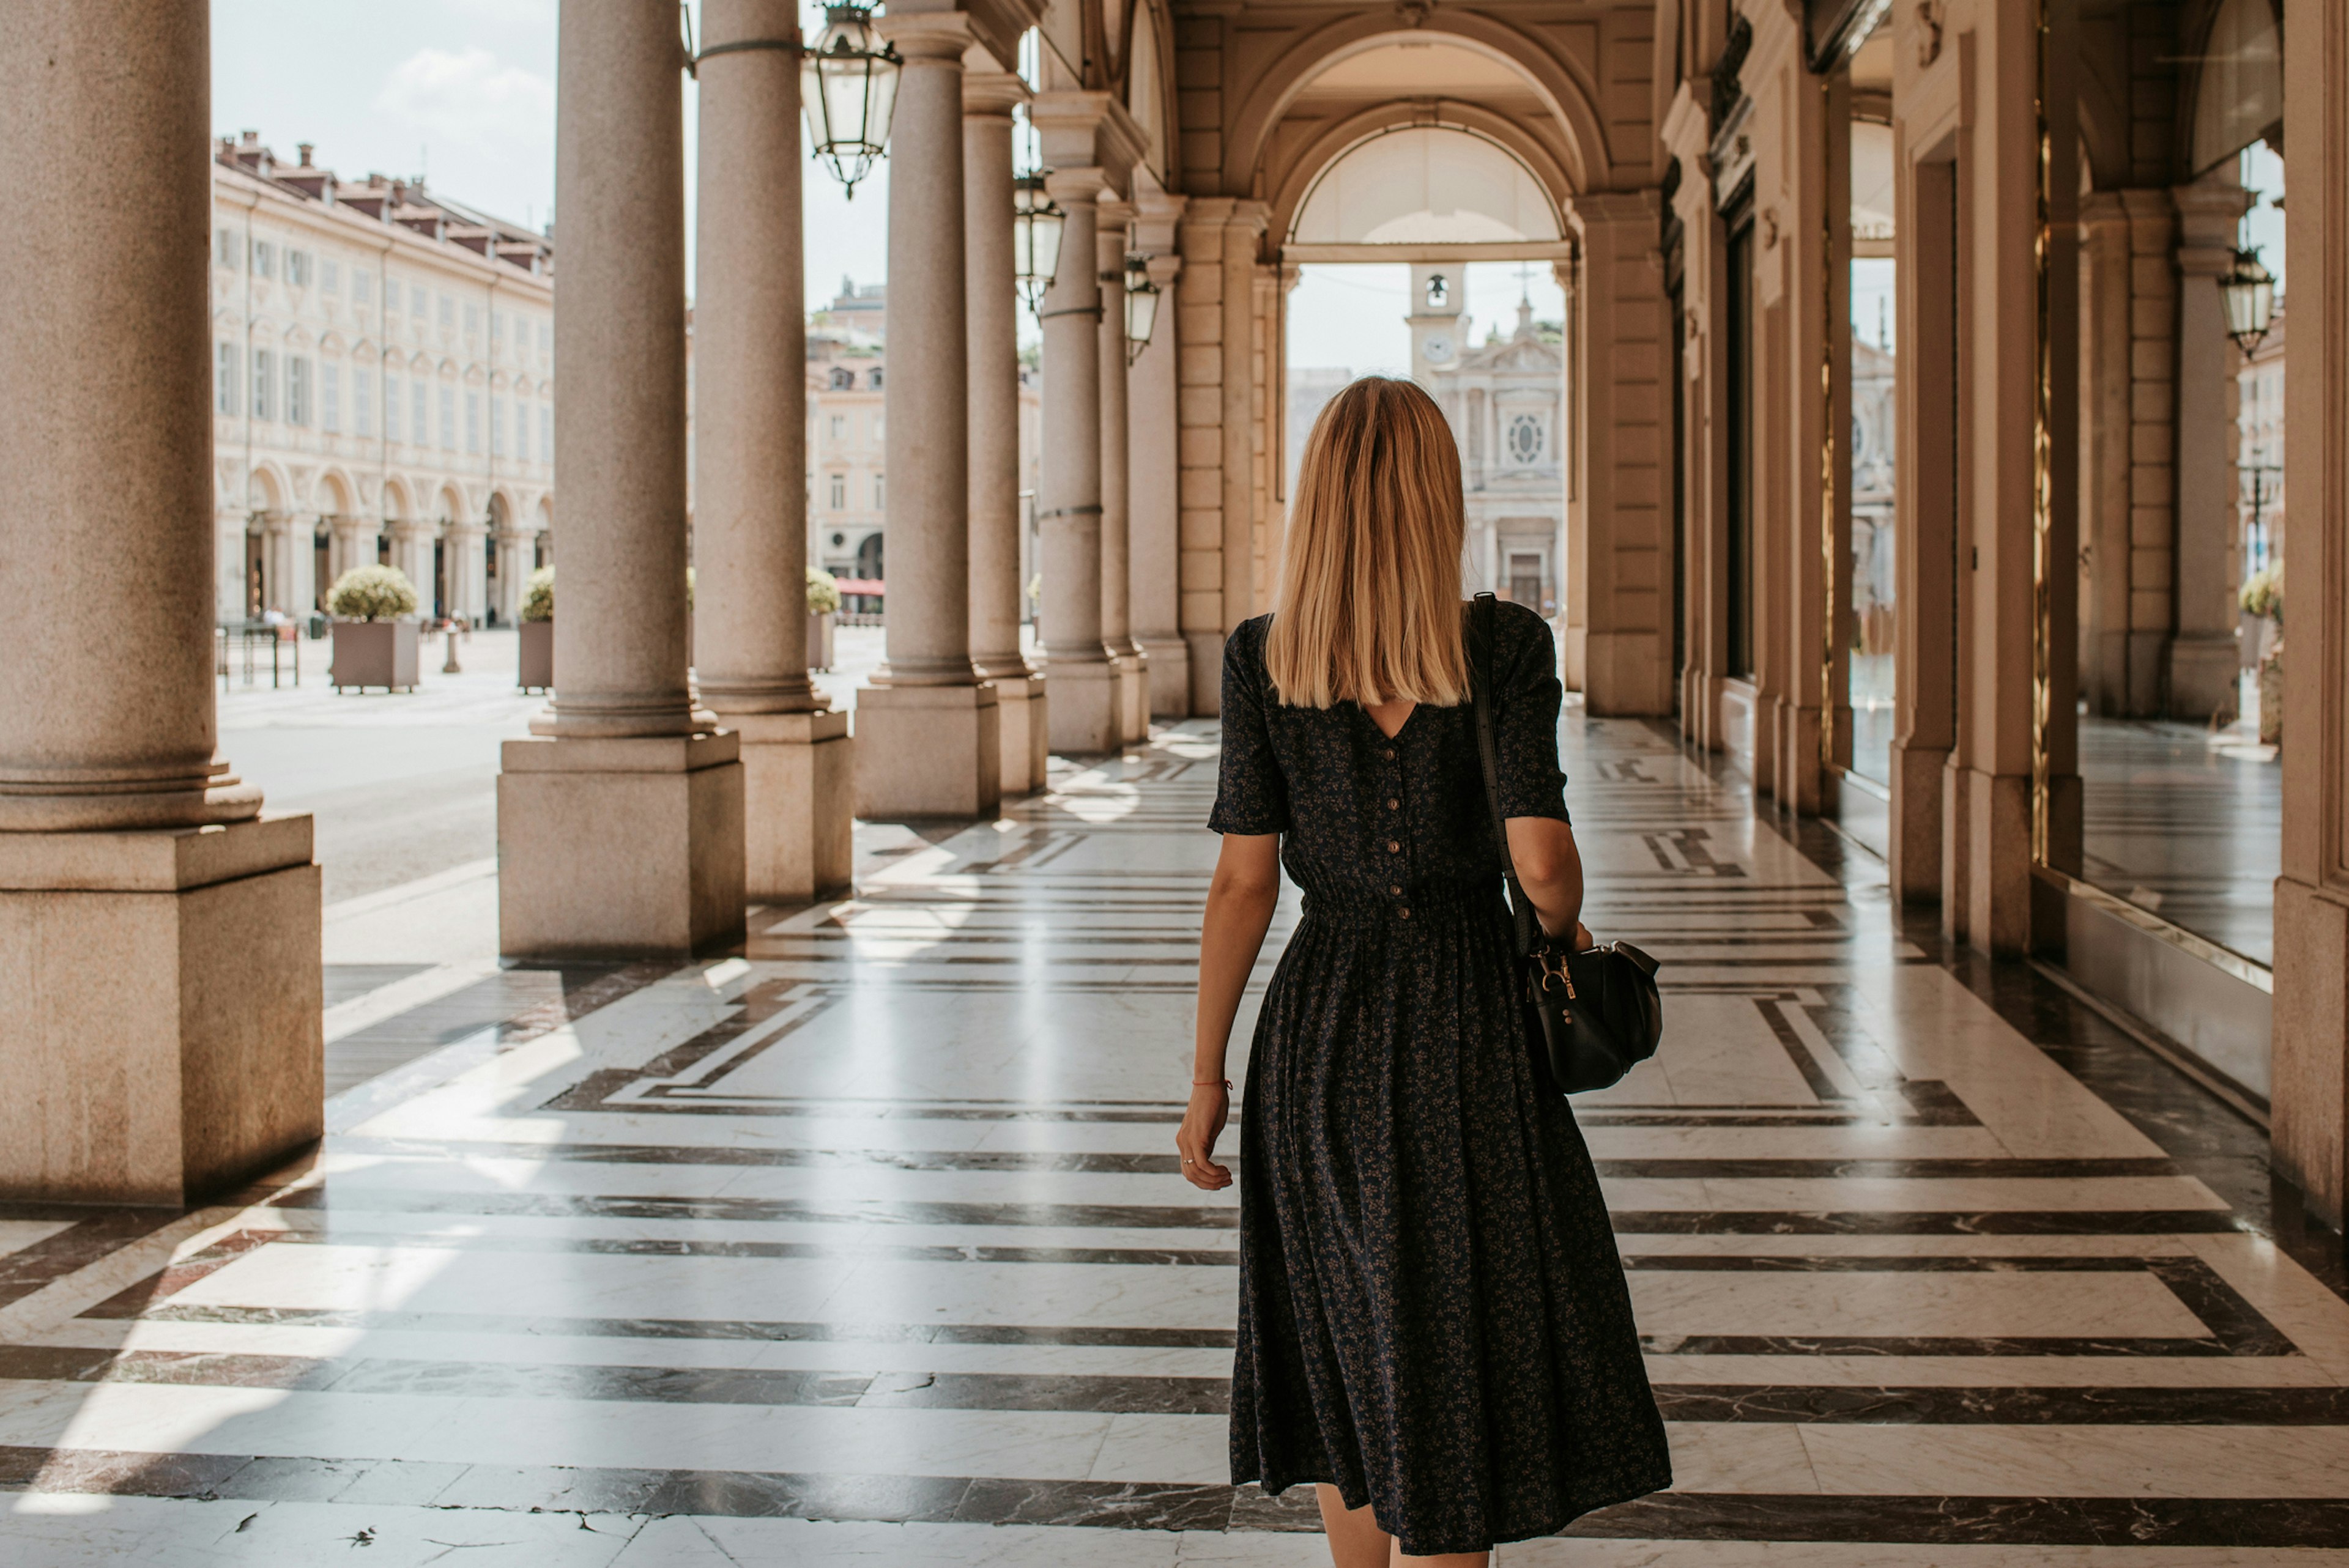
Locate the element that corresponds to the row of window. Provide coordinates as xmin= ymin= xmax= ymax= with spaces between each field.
xmin=215 ymin=228 xmax=550 ymax=360
xmin=825 ymin=367 xmax=884 ymax=390
xmin=823 ymin=473 xmax=885 ymax=510
xmin=215 ymin=342 xmax=549 ymax=460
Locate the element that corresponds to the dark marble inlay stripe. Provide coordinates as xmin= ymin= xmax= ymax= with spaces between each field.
xmin=1609 ymin=1210 xmax=2243 ymax=1235
xmin=0 ymin=1208 xmax=184 ymax=1312
xmin=9 ymin=1341 xmax=2345 ymax=1426
xmin=114 ymin=1304 xmax=1239 ymax=1347
xmin=271 ymin=1188 xmax=1241 ymax=1231
xmin=321 ymin=1139 xmax=2185 ymax=1182
xmin=7 ymin=1444 xmax=2348 ymax=1545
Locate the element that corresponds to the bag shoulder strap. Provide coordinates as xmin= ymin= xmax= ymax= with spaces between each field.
xmin=1468 ymin=593 xmax=1540 ymax=958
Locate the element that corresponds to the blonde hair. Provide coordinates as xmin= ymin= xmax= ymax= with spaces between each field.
xmin=1265 ymin=376 xmax=1469 ymax=709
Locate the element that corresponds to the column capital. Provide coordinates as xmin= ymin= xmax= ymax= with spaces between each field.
xmin=1143 ymin=254 xmax=1184 ymax=289
xmin=962 ymin=62 xmax=1027 ymax=118
xmin=1130 ymin=187 xmax=1188 ymax=254
xmin=1570 ymin=188 xmax=1663 ymax=229
xmin=875 ymin=9 xmax=973 ymax=62
xmin=1031 ymin=89 xmax=1147 ymax=194
xmin=1045 ymin=166 xmax=1111 ymax=208
xmin=1097 ymin=199 xmax=1135 ymax=237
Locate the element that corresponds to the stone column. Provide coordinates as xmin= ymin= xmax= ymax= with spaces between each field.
xmin=1097 ymin=201 xmax=1147 ymax=743
xmin=1127 ymin=208 xmax=1187 ymax=716
xmin=0 ymin=0 xmax=320 ymax=1204
xmin=965 ymin=62 xmax=1046 ymax=796
xmin=1034 ymin=164 xmax=1118 ymax=753
xmin=497 ymin=0 xmax=745 ymax=956
xmin=391 ymin=520 xmax=436 ymax=612
xmin=1567 ymin=191 xmax=1674 ymax=716
xmin=2273 ymin=0 xmax=2349 ymax=1229
xmin=693 ymin=0 xmax=852 ymax=898
xmin=445 ymin=521 xmax=486 ymax=623
xmin=2170 ymin=168 xmax=2254 ymax=722
xmin=492 ymin=529 xmax=530 ymax=623
xmin=261 ymin=511 xmax=299 ymax=615
xmin=855 ymin=10 xmax=1000 ymax=816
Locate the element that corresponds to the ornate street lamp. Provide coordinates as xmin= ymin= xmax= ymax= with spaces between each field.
xmin=2218 ymin=246 xmax=2276 ymax=356
xmin=801 ymin=6 xmax=900 ymax=199
xmin=1012 ymin=173 xmax=1065 ymax=312
xmin=1123 ymin=253 xmax=1160 ymax=364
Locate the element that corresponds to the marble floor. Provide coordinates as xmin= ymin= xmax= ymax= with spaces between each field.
xmin=2 ymin=716 xmax=2346 ymax=1563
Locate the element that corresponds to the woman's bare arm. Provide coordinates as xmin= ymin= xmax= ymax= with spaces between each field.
xmin=1506 ymin=815 xmax=1593 ymax=947
xmin=1177 ymin=832 xmax=1282 ymax=1191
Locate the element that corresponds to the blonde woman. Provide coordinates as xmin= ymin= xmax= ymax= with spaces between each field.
xmin=1179 ymin=377 xmax=1670 ymax=1564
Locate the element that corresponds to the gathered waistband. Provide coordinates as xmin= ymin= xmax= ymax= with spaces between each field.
xmin=1296 ymin=878 xmax=1508 ymax=928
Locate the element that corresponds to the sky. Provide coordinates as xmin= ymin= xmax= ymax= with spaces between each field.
xmin=210 ymin=0 xmax=888 ymax=313
xmin=1285 ymin=262 xmax=1569 ymax=375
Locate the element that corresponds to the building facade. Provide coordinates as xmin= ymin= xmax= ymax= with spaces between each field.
xmin=1425 ymin=295 xmax=1567 ymax=615
xmin=210 ymin=133 xmax=555 ymax=627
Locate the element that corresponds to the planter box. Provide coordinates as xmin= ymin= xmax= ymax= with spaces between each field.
xmin=330 ymin=619 xmax=420 ymax=692
xmin=806 ymin=610 xmax=835 ymax=673
xmin=519 ymin=618 xmax=554 ymax=692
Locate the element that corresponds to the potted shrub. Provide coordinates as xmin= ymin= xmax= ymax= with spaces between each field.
xmin=807 ymin=566 xmax=841 ymax=671
xmin=327 ymin=565 xmax=421 ymax=692
xmin=518 ymin=566 xmax=554 ymax=692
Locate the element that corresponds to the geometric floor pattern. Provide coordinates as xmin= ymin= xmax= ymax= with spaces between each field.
xmin=1 ymin=717 xmax=2346 ymax=1563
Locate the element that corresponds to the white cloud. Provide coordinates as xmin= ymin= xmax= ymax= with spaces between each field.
xmin=374 ymin=46 xmax=554 ymax=165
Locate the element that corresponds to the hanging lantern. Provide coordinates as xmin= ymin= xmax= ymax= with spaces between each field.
xmin=1123 ymin=254 xmax=1160 ymax=365
xmin=1012 ymin=173 xmax=1065 ymax=311
xmin=2217 ymin=246 xmax=2276 ymax=356
xmin=801 ymin=6 xmax=900 ymax=199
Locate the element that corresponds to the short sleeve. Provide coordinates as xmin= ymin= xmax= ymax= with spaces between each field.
xmin=1494 ymin=607 xmax=1570 ymax=823
xmin=1207 ymin=620 xmax=1290 ymax=835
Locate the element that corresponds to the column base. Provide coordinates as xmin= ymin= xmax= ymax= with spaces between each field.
xmin=1887 ymin=738 xmax=1947 ymax=904
xmin=498 ymin=731 xmax=746 ymax=958
xmin=1045 ymin=659 xmax=1119 ymax=755
xmin=1184 ymin=632 xmax=1224 ymax=717
xmin=1140 ymin=635 xmax=1191 ymax=718
xmin=1944 ymin=761 xmax=2032 ymax=956
xmin=989 ymin=673 xmax=1048 ymax=797
xmin=1584 ymin=631 xmax=1670 ymax=716
xmin=2166 ymin=633 xmax=2241 ymax=722
xmin=0 ymin=815 xmax=322 ymax=1204
xmin=2274 ymin=876 xmax=2349 ymax=1229
xmin=1115 ymin=651 xmax=1149 ymax=744
xmin=855 ymin=682 xmax=1002 ymax=819
xmin=1772 ymin=698 xmax=1822 ymax=816
xmin=729 ymin=709 xmax=853 ymax=903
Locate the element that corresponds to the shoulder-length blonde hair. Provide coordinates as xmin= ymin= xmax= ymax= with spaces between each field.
xmin=1265 ymin=375 xmax=1468 ymax=709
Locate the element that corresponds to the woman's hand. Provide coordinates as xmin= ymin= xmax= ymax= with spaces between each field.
xmin=1573 ymin=920 xmax=1595 ymax=952
xmin=1176 ymin=1082 xmax=1233 ymax=1190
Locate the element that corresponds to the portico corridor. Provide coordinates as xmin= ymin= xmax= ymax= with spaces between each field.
xmin=0 ymin=715 xmax=2342 ymax=1562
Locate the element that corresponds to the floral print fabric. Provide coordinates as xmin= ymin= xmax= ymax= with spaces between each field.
xmin=1210 ymin=605 xmax=1672 ymax=1556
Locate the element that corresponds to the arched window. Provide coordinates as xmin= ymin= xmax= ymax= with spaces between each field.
xmin=831 ymin=368 xmax=853 ymax=390
xmin=1293 ymin=126 xmax=1560 ymax=246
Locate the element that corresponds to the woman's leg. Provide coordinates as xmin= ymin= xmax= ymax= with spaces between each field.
xmin=1316 ymin=1487 xmax=1492 ymax=1567
xmin=1316 ymin=1485 xmax=1392 ymax=1568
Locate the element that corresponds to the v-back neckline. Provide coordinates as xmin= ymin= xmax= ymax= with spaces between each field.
xmin=1358 ymin=701 xmax=1420 ymax=742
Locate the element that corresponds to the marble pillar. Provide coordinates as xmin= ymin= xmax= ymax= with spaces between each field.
xmin=332 ymin=516 xmax=379 ymax=599
xmin=964 ymin=63 xmax=1046 ymax=797
xmin=498 ymin=0 xmax=745 ymax=957
xmin=2272 ymin=0 xmax=2349 ymax=1230
xmin=2169 ymin=169 xmax=2254 ymax=723
xmin=692 ymin=0 xmax=852 ymax=899
xmin=0 ymin=0 xmax=321 ymax=1204
xmin=1097 ymin=202 xmax=1147 ymax=744
xmin=856 ymin=10 xmax=1000 ymax=819
xmin=445 ymin=522 xmax=486 ymax=623
xmin=492 ymin=530 xmax=530 ymax=624
xmin=1127 ymin=229 xmax=1189 ymax=717
xmin=1036 ymin=165 xmax=1118 ymax=755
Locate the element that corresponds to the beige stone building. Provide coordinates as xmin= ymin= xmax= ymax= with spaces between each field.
xmin=210 ymin=132 xmax=554 ymax=627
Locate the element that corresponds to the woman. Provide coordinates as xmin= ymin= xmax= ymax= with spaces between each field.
xmin=1178 ymin=377 xmax=1671 ymax=1564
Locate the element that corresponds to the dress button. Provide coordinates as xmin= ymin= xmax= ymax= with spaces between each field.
xmin=1389 ymin=884 xmax=1402 ymax=896
xmin=1386 ymin=798 xmax=1399 ymax=811
xmin=1384 ymin=749 xmax=1396 ymax=761
xmin=1386 ymin=840 xmax=1400 ymax=853
xmin=1398 ymin=907 xmax=1411 ymax=919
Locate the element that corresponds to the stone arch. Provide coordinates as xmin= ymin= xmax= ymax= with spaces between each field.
xmin=1123 ymin=0 xmax=1176 ymax=183
xmin=437 ymin=481 xmax=466 ymax=528
xmin=317 ymin=467 xmax=355 ymax=517
xmin=1227 ymin=17 xmax=1605 ymax=203
xmin=2180 ymin=0 xmax=2282 ymax=177
xmin=1269 ymin=109 xmax=1573 ymax=251
xmin=381 ymin=476 xmax=411 ymax=522
xmin=246 ymin=461 xmax=288 ymax=514
xmin=488 ymin=490 xmax=513 ymax=530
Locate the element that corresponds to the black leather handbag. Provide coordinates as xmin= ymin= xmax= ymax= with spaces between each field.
xmin=1467 ymin=593 xmax=1664 ymax=1094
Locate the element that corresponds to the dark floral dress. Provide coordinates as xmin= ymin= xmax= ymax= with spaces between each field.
xmin=1208 ymin=605 xmax=1671 ymax=1557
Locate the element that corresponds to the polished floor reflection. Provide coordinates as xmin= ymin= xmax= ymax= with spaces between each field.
xmin=0 ymin=717 xmax=2344 ymax=1563
xmin=2080 ymin=716 xmax=2282 ymax=964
